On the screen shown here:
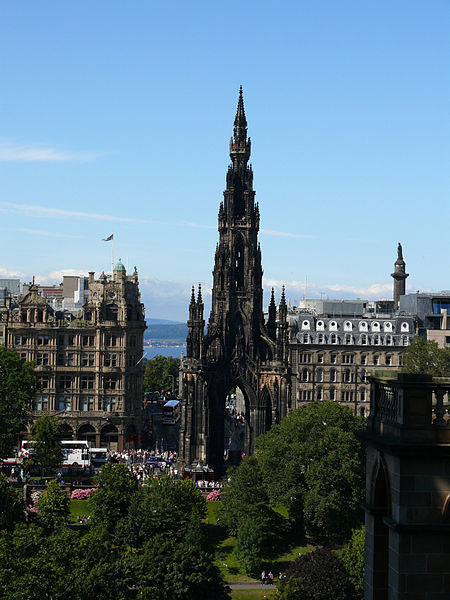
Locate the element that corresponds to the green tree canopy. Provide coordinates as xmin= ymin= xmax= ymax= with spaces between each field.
xmin=255 ymin=401 xmax=365 ymax=542
xmin=37 ymin=479 xmax=69 ymax=531
xmin=143 ymin=355 xmax=180 ymax=395
xmin=89 ymin=462 xmax=138 ymax=534
xmin=0 ymin=345 xmax=37 ymax=458
xmin=118 ymin=473 xmax=205 ymax=547
xmin=341 ymin=526 xmax=365 ymax=598
xmin=26 ymin=415 xmax=63 ymax=475
xmin=0 ymin=474 xmax=25 ymax=531
xmin=402 ymin=336 xmax=450 ymax=376
xmin=277 ymin=548 xmax=356 ymax=600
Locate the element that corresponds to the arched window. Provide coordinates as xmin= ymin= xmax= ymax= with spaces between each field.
xmin=330 ymin=368 xmax=336 ymax=382
xmin=372 ymin=321 xmax=380 ymax=332
xmin=345 ymin=334 xmax=353 ymax=344
xmin=302 ymin=320 xmax=310 ymax=330
xmin=361 ymin=334 xmax=368 ymax=345
xmin=317 ymin=368 xmax=323 ymax=382
xmin=373 ymin=335 xmax=380 ymax=345
xmin=386 ymin=335 xmax=393 ymax=346
xmin=402 ymin=335 xmax=409 ymax=346
xmin=330 ymin=333 xmax=338 ymax=344
xmin=361 ymin=368 xmax=367 ymax=382
xmin=302 ymin=333 xmax=310 ymax=344
xmin=316 ymin=387 xmax=323 ymax=401
xmin=301 ymin=368 xmax=309 ymax=382
xmin=317 ymin=320 xmax=325 ymax=331
xmin=329 ymin=388 xmax=336 ymax=401
xmin=344 ymin=321 xmax=353 ymax=331
xmin=401 ymin=322 xmax=410 ymax=332
xmin=329 ymin=321 xmax=338 ymax=331
xmin=383 ymin=322 xmax=393 ymax=332
xmin=343 ymin=368 xmax=352 ymax=383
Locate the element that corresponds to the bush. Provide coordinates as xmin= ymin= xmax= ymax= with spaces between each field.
xmin=206 ymin=490 xmax=222 ymax=501
xmin=0 ymin=474 xmax=25 ymax=530
xmin=37 ymin=479 xmax=69 ymax=530
xmin=277 ymin=548 xmax=356 ymax=600
xmin=341 ymin=526 xmax=365 ymax=598
xmin=70 ymin=488 xmax=97 ymax=500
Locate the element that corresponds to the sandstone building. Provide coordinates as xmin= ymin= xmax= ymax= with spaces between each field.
xmin=0 ymin=261 xmax=146 ymax=451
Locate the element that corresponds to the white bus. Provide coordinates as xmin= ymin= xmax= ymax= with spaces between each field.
xmin=19 ymin=440 xmax=90 ymax=469
xmin=162 ymin=399 xmax=181 ymax=425
xmin=90 ymin=447 xmax=108 ymax=468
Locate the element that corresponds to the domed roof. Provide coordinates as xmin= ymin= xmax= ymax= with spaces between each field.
xmin=114 ymin=258 xmax=126 ymax=272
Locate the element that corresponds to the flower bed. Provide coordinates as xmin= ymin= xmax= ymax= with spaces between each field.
xmin=206 ymin=490 xmax=222 ymax=501
xmin=70 ymin=487 xmax=97 ymax=500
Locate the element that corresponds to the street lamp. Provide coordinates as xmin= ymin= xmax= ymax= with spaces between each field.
xmin=168 ymin=374 xmax=174 ymax=397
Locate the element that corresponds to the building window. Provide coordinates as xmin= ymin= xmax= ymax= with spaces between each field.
xmin=80 ymin=397 xmax=94 ymax=412
xmin=342 ymin=391 xmax=354 ymax=402
xmin=34 ymin=396 xmax=48 ymax=411
xmin=302 ymin=333 xmax=310 ymax=344
xmin=330 ymin=369 xmax=336 ymax=382
xmin=300 ymin=368 xmax=309 ymax=382
xmin=57 ymin=397 xmax=71 ymax=411
xmin=402 ymin=335 xmax=409 ymax=347
xmin=316 ymin=387 xmax=323 ymax=401
xmin=14 ymin=335 xmax=21 ymax=345
xmin=20 ymin=352 xmax=27 ymax=362
xmin=386 ymin=355 xmax=392 ymax=366
xmin=105 ymin=335 xmax=117 ymax=347
xmin=82 ymin=353 xmax=95 ymax=367
xmin=301 ymin=390 xmax=312 ymax=401
xmin=344 ymin=334 xmax=353 ymax=344
xmin=372 ymin=322 xmax=380 ymax=332
xmin=343 ymin=369 xmax=352 ymax=383
xmin=317 ymin=368 xmax=323 ymax=382
xmin=104 ymin=376 xmax=118 ymax=390
xmin=359 ymin=321 xmax=368 ymax=331
xmin=82 ymin=335 xmax=95 ymax=347
xmin=330 ymin=354 xmax=337 ymax=364
xmin=373 ymin=335 xmax=380 ymax=345
xmin=343 ymin=354 xmax=354 ymax=364
xmin=317 ymin=320 xmax=324 ymax=331
xmin=401 ymin=322 xmax=410 ymax=332
xmin=37 ymin=335 xmax=50 ymax=346
xmin=40 ymin=376 xmax=50 ymax=389
xmin=361 ymin=334 xmax=367 ymax=345
xmin=58 ymin=334 xmax=65 ymax=346
xmin=57 ymin=353 xmax=65 ymax=366
xmin=373 ymin=355 xmax=380 ymax=366
xmin=36 ymin=352 xmax=49 ymax=366
xmin=386 ymin=335 xmax=393 ymax=346
xmin=104 ymin=353 xmax=117 ymax=367
xmin=299 ymin=353 xmax=312 ymax=363
xmin=103 ymin=397 xmax=116 ymax=412
xmin=399 ymin=355 xmax=404 ymax=367
xmin=317 ymin=354 xmax=324 ymax=364
xmin=81 ymin=376 xmax=95 ymax=390
xmin=361 ymin=354 xmax=367 ymax=365
xmin=330 ymin=388 xmax=336 ymax=401
xmin=302 ymin=320 xmax=310 ymax=330
xmin=57 ymin=376 xmax=72 ymax=391
xmin=68 ymin=335 xmax=75 ymax=346
xmin=317 ymin=333 xmax=325 ymax=344
xmin=67 ymin=353 xmax=75 ymax=366
xmin=329 ymin=321 xmax=338 ymax=331
xmin=384 ymin=322 xmax=393 ymax=332
xmin=360 ymin=388 xmax=366 ymax=402
xmin=360 ymin=368 xmax=367 ymax=382
xmin=330 ymin=333 xmax=338 ymax=344
xmin=344 ymin=321 xmax=353 ymax=331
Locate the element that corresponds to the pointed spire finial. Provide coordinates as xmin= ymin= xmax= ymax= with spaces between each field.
xmin=280 ymin=285 xmax=286 ymax=306
xmin=233 ymin=85 xmax=247 ymax=145
xmin=190 ymin=285 xmax=195 ymax=305
xmin=197 ymin=283 xmax=203 ymax=303
xmin=269 ymin=287 xmax=276 ymax=306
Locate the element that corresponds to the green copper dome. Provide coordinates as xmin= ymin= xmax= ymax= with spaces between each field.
xmin=114 ymin=258 xmax=126 ymax=272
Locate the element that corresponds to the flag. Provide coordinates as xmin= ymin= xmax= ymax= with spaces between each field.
xmin=102 ymin=234 xmax=113 ymax=241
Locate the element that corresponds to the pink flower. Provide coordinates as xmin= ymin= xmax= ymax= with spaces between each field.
xmin=206 ymin=490 xmax=222 ymax=501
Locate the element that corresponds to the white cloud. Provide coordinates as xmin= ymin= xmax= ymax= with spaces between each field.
xmin=0 ymin=202 xmax=163 ymax=224
xmin=16 ymin=228 xmax=82 ymax=239
xmin=264 ymin=278 xmax=395 ymax=300
xmin=0 ymin=267 xmax=25 ymax=278
xmin=34 ymin=269 xmax=90 ymax=285
xmin=0 ymin=140 xmax=101 ymax=162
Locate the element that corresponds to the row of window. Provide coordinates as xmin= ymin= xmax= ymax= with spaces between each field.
xmin=301 ymin=320 xmax=410 ymax=333
xmin=298 ymin=333 xmax=410 ymax=346
xmin=35 ymin=396 xmax=117 ymax=412
xmin=298 ymin=388 xmax=367 ymax=402
xmin=300 ymin=367 xmax=373 ymax=383
xmin=299 ymin=353 xmax=401 ymax=366
xmin=20 ymin=351 xmax=139 ymax=368
xmin=14 ymin=333 xmax=138 ymax=347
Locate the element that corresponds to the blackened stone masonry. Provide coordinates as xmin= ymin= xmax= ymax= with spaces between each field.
xmin=179 ymin=88 xmax=291 ymax=473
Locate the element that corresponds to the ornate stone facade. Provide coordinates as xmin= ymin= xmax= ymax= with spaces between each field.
xmin=0 ymin=261 xmax=146 ymax=451
xmin=179 ymin=88 xmax=291 ymax=473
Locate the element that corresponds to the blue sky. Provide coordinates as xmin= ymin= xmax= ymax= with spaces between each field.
xmin=0 ymin=1 xmax=448 ymax=320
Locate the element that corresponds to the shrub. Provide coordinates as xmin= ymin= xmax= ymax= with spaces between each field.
xmin=206 ymin=490 xmax=222 ymax=501
xmin=71 ymin=488 xmax=97 ymax=500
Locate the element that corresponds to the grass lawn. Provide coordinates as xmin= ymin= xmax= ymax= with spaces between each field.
xmin=231 ymin=591 xmax=276 ymax=599
xmin=204 ymin=501 xmax=314 ymax=585
xmin=69 ymin=499 xmax=92 ymax=522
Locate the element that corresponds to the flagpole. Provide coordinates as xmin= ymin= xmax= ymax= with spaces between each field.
xmin=111 ymin=235 xmax=114 ymax=273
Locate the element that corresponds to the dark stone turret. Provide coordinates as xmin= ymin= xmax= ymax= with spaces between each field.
xmin=391 ymin=242 xmax=409 ymax=310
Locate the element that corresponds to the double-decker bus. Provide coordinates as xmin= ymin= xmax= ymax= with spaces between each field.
xmin=162 ymin=399 xmax=181 ymax=425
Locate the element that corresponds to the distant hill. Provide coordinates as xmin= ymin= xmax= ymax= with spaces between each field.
xmin=146 ymin=318 xmax=184 ymax=325
xmin=145 ymin=323 xmax=188 ymax=341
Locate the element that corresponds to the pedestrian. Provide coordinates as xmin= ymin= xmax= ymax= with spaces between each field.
xmin=261 ymin=570 xmax=266 ymax=585
xmin=268 ymin=571 xmax=274 ymax=584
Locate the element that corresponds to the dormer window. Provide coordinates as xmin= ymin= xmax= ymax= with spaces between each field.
xmin=344 ymin=321 xmax=353 ymax=332
xmin=317 ymin=320 xmax=325 ymax=331
xmin=372 ymin=321 xmax=380 ymax=332
xmin=401 ymin=322 xmax=410 ymax=332
xmin=384 ymin=322 xmax=393 ymax=332
xmin=329 ymin=321 xmax=338 ymax=331
xmin=359 ymin=321 xmax=368 ymax=332
xmin=302 ymin=320 xmax=311 ymax=330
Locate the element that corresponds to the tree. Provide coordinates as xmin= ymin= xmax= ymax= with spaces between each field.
xmin=402 ymin=337 xmax=450 ymax=376
xmin=26 ymin=415 xmax=63 ymax=475
xmin=0 ymin=474 xmax=25 ymax=531
xmin=277 ymin=548 xmax=356 ymax=600
xmin=118 ymin=473 xmax=205 ymax=547
xmin=37 ymin=479 xmax=69 ymax=530
xmin=0 ymin=345 xmax=37 ymax=459
xmin=255 ymin=401 xmax=365 ymax=542
xmin=234 ymin=506 xmax=287 ymax=577
xmin=218 ymin=456 xmax=269 ymax=535
xmin=89 ymin=463 xmax=138 ymax=533
xmin=341 ymin=526 xmax=365 ymax=598
xmin=143 ymin=355 xmax=180 ymax=395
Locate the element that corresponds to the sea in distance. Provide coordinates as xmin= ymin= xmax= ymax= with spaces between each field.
xmin=144 ymin=346 xmax=186 ymax=360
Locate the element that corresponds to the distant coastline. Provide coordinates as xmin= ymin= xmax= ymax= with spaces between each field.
xmin=144 ymin=346 xmax=186 ymax=359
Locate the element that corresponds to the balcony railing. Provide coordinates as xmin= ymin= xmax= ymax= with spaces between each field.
xmin=368 ymin=372 xmax=450 ymax=443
